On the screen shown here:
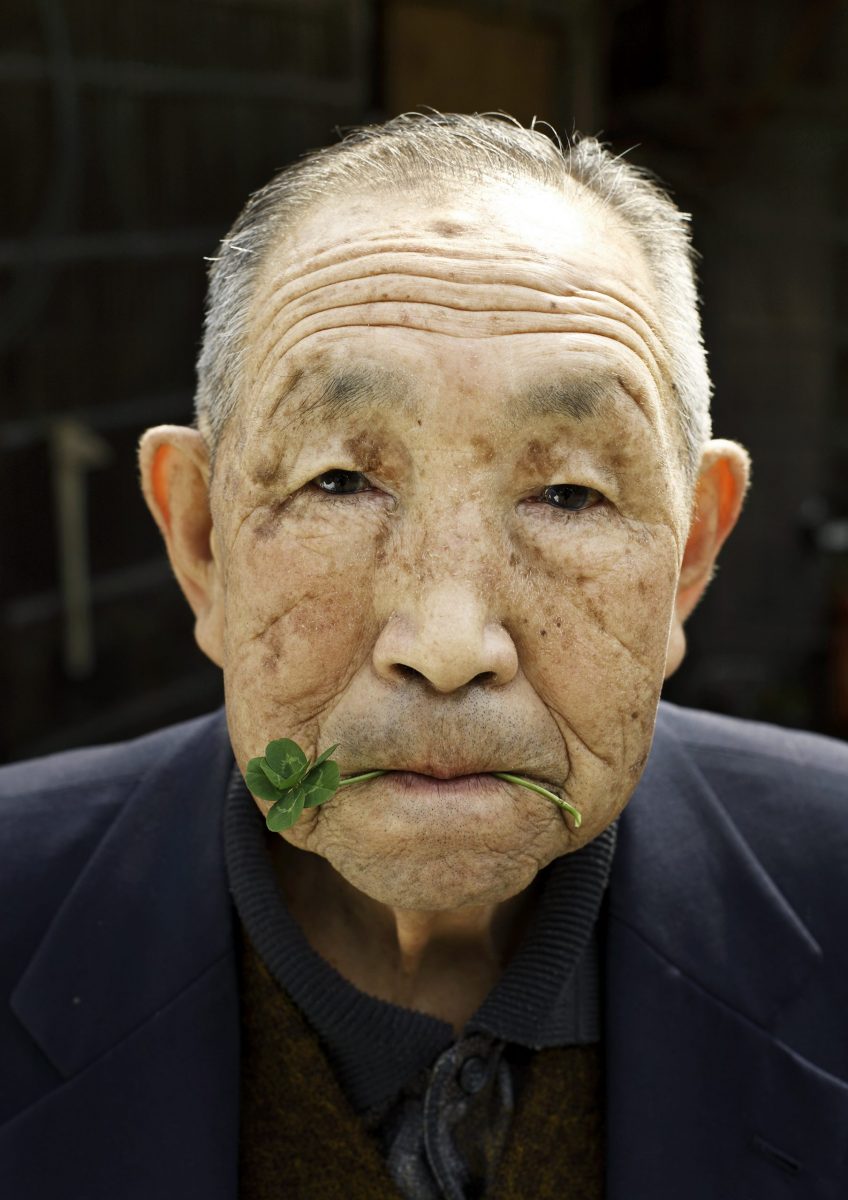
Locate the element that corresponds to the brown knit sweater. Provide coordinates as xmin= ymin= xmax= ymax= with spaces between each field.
xmin=237 ymin=929 xmax=604 ymax=1199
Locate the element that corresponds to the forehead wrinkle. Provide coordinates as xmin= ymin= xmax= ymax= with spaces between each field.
xmin=248 ymin=267 xmax=672 ymax=403
xmin=255 ymin=178 xmax=628 ymax=289
xmin=252 ymin=304 xmax=672 ymax=413
xmin=253 ymin=248 xmax=662 ymax=342
xmin=253 ymin=239 xmax=566 ymax=304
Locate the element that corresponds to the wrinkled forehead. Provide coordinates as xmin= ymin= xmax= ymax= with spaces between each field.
xmin=224 ymin=175 xmax=680 ymax=488
xmin=249 ymin=175 xmax=659 ymax=330
xmin=274 ymin=174 xmax=610 ymax=259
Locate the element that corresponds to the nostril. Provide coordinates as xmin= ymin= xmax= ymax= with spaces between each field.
xmin=393 ymin=665 xmax=497 ymax=686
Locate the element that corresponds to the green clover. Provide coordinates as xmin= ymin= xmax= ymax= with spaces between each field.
xmin=244 ymin=740 xmax=582 ymax=831
xmin=245 ymin=741 xmax=384 ymax=832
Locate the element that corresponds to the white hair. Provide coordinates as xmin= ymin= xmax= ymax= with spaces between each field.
xmin=195 ymin=111 xmax=712 ymax=487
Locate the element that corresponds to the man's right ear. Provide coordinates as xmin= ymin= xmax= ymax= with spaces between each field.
xmin=137 ymin=425 xmax=225 ymax=668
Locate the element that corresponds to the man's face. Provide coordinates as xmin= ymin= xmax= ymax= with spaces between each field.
xmin=208 ymin=178 xmax=689 ymax=911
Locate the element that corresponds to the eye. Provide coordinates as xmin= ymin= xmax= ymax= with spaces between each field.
xmin=540 ymin=484 xmax=604 ymax=512
xmin=310 ymin=469 xmax=371 ymax=497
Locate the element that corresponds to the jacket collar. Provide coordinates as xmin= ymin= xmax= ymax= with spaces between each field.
xmin=11 ymin=705 xmax=236 ymax=1078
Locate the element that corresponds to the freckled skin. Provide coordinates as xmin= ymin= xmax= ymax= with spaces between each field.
xmin=140 ymin=176 xmax=750 ymax=1028
xmin=516 ymin=438 xmax=556 ymax=477
xmin=469 ymin=435 xmax=496 ymax=465
xmin=429 ymin=219 xmax=467 ymax=238
xmin=342 ymin=429 xmax=386 ymax=473
xmin=213 ymin=181 xmax=686 ymax=902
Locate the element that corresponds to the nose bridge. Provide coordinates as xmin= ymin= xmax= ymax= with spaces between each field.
xmin=408 ymin=490 xmax=500 ymax=591
xmin=372 ymin=488 xmax=518 ymax=693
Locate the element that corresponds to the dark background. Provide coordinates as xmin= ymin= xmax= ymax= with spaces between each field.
xmin=2 ymin=0 xmax=847 ymax=764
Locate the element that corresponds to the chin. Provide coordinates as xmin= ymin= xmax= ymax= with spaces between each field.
xmin=332 ymin=847 xmax=541 ymax=912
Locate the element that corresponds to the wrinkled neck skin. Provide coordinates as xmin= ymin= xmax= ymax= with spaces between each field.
xmin=272 ymin=832 xmax=545 ymax=1032
xmin=207 ymin=180 xmax=696 ymax=1029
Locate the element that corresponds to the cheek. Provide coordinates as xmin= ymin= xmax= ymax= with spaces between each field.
xmin=223 ymin=507 xmax=378 ymax=712
xmin=525 ymin=530 xmax=678 ymax=760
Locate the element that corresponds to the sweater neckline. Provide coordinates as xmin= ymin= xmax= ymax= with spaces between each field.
xmin=224 ymin=764 xmax=616 ymax=1113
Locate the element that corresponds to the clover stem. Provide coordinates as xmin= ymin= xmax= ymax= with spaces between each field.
xmin=492 ymin=772 xmax=582 ymax=828
xmin=337 ymin=770 xmax=389 ymax=788
xmin=336 ymin=768 xmax=581 ymax=828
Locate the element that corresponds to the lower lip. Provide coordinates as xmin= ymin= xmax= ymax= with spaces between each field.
xmin=387 ymin=771 xmax=509 ymax=796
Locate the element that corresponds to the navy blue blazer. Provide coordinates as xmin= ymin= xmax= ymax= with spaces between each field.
xmin=1 ymin=701 xmax=847 ymax=1198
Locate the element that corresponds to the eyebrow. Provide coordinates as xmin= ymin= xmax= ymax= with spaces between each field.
xmin=511 ymin=376 xmax=608 ymax=426
xmin=275 ymin=363 xmax=616 ymax=432
xmin=278 ymin=363 xmax=412 ymax=432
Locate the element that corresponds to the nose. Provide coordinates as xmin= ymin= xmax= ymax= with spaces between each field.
xmin=372 ymin=578 xmax=519 ymax=693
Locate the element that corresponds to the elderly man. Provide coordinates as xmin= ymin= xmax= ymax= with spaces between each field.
xmin=2 ymin=113 xmax=847 ymax=1199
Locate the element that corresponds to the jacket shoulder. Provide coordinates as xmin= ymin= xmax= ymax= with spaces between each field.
xmin=654 ymin=700 xmax=848 ymax=906
xmin=656 ymin=700 xmax=848 ymax=797
xmin=0 ymin=708 xmax=226 ymax=806
xmin=0 ymin=708 xmax=227 ymax=952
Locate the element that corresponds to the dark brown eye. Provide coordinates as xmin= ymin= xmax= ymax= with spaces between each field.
xmin=312 ymin=470 xmax=370 ymax=496
xmin=541 ymin=484 xmax=601 ymax=511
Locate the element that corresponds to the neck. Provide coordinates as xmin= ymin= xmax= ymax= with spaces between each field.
xmin=270 ymin=837 xmax=543 ymax=1033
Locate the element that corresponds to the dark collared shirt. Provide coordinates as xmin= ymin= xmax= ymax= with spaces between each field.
xmin=225 ymin=766 xmax=616 ymax=1198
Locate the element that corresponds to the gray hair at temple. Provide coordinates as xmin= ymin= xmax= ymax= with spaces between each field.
xmin=194 ymin=111 xmax=713 ymax=490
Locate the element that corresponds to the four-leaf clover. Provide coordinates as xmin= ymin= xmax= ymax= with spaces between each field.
xmin=245 ymin=739 xmax=383 ymax=831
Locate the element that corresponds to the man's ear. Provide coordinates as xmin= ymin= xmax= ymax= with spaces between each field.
xmin=137 ymin=425 xmax=224 ymax=668
xmin=665 ymin=439 xmax=751 ymax=679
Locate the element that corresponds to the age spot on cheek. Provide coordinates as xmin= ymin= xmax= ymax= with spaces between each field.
xmin=253 ymin=499 xmax=288 ymax=541
xmin=251 ymin=461 xmax=279 ymax=488
xmin=522 ymin=537 xmax=562 ymax=587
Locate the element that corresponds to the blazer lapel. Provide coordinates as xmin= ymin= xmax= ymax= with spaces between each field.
xmin=5 ymin=706 xmax=241 ymax=1200
xmin=605 ymin=706 xmax=848 ymax=1198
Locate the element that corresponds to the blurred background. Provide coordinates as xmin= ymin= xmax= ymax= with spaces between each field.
xmin=1 ymin=0 xmax=847 ymax=763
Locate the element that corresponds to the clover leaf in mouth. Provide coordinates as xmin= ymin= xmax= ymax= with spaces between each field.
xmin=244 ymin=739 xmax=582 ymax=832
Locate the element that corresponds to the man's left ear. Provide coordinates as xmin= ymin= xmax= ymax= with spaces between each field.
xmin=665 ymin=439 xmax=751 ymax=679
